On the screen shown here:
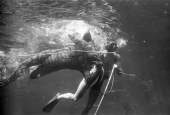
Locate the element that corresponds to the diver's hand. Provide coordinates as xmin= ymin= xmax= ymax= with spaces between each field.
xmin=128 ymin=74 xmax=136 ymax=77
xmin=113 ymin=64 xmax=118 ymax=68
xmin=119 ymin=72 xmax=136 ymax=77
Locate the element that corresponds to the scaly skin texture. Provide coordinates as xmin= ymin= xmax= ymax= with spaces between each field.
xmin=0 ymin=45 xmax=102 ymax=88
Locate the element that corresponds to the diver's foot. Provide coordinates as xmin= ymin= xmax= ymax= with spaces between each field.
xmin=42 ymin=93 xmax=60 ymax=113
xmin=48 ymin=93 xmax=60 ymax=104
xmin=56 ymin=93 xmax=60 ymax=99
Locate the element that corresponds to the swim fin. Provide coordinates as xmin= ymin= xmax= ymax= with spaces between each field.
xmin=42 ymin=93 xmax=60 ymax=113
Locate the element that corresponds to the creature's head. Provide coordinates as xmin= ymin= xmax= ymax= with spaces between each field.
xmin=106 ymin=41 xmax=118 ymax=52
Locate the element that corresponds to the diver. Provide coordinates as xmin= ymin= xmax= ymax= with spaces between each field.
xmin=81 ymin=41 xmax=135 ymax=115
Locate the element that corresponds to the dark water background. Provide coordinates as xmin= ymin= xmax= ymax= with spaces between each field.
xmin=0 ymin=0 xmax=170 ymax=115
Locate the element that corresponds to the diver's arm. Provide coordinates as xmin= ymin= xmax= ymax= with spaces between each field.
xmin=114 ymin=53 xmax=136 ymax=77
xmin=118 ymin=72 xmax=136 ymax=77
xmin=114 ymin=53 xmax=123 ymax=76
xmin=114 ymin=65 xmax=136 ymax=77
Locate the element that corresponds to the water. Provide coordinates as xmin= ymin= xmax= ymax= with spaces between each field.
xmin=0 ymin=0 xmax=170 ymax=115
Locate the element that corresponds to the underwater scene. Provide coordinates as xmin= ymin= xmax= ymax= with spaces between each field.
xmin=0 ymin=0 xmax=170 ymax=115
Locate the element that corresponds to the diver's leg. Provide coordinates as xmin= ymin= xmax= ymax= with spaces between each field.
xmin=42 ymin=78 xmax=89 ymax=113
xmin=58 ymin=78 xmax=89 ymax=101
xmin=42 ymin=65 xmax=101 ymax=113
xmin=57 ymin=64 xmax=99 ymax=101
xmin=81 ymin=88 xmax=100 ymax=115
xmin=81 ymin=77 xmax=104 ymax=115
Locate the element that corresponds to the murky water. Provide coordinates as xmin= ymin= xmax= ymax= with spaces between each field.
xmin=0 ymin=0 xmax=170 ymax=115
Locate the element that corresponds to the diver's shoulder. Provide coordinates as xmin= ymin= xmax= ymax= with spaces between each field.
xmin=113 ymin=52 xmax=121 ymax=59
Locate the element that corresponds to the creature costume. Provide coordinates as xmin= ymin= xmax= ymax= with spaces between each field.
xmin=0 ymin=35 xmax=103 ymax=88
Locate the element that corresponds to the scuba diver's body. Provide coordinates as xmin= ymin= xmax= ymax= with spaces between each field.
xmin=82 ymin=47 xmax=123 ymax=115
xmin=81 ymin=40 xmax=135 ymax=115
